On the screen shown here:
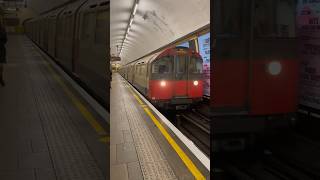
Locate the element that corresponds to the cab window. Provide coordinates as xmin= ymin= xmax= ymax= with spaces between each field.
xmin=254 ymin=0 xmax=296 ymax=38
xmin=189 ymin=57 xmax=203 ymax=74
xmin=215 ymin=0 xmax=243 ymax=38
xmin=152 ymin=56 xmax=173 ymax=74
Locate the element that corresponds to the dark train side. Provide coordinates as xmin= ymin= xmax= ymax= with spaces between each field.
xmin=24 ymin=0 xmax=110 ymax=110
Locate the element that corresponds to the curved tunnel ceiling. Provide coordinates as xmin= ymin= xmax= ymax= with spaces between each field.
xmin=111 ymin=0 xmax=210 ymax=64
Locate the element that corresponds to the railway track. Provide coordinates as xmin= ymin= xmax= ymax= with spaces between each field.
xmin=214 ymin=130 xmax=320 ymax=180
xmin=215 ymin=149 xmax=315 ymax=180
xmin=176 ymin=107 xmax=211 ymax=156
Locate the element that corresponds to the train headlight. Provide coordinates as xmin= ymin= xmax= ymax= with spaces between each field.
xmin=268 ymin=61 xmax=282 ymax=75
xmin=193 ymin=80 xmax=199 ymax=86
xmin=160 ymin=80 xmax=166 ymax=87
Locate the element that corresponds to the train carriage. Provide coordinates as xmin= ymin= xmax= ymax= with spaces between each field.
xmin=212 ymin=0 xmax=298 ymax=150
xmin=76 ymin=0 xmax=110 ymax=107
xmin=55 ymin=0 xmax=87 ymax=72
xmin=24 ymin=0 xmax=110 ymax=110
xmin=46 ymin=7 xmax=65 ymax=58
xmin=122 ymin=46 xmax=204 ymax=109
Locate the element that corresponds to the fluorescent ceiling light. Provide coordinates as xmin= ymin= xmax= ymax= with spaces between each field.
xmin=133 ymin=3 xmax=138 ymax=15
xmin=129 ymin=18 xmax=133 ymax=26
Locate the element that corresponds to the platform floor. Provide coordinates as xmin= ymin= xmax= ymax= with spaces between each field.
xmin=0 ymin=35 xmax=108 ymax=180
xmin=110 ymin=73 xmax=210 ymax=180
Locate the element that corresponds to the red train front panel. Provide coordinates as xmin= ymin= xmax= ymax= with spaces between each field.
xmin=250 ymin=59 xmax=299 ymax=115
xmin=148 ymin=47 xmax=204 ymax=106
xmin=212 ymin=59 xmax=298 ymax=115
xmin=148 ymin=79 xmax=203 ymax=101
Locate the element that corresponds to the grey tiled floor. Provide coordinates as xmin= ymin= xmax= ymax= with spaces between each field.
xmin=110 ymin=74 xmax=180 ymax=180
xmin=0 ymin=35 xmax=108 ymax=180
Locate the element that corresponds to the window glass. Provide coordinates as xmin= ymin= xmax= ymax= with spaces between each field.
xmin=189 ymin=57 xmax=203 ymax=74
xmin=141 ymin=65 xmax=145 ymax=75
xmin=254 ymin=0 xmax=296 ymax=38
xmin=66 ymin=17 xmax=72 ymax=38
xmin=82 ymin=12 xmax=95 ymax=40
xmin=176 ymin=56 xmax=186 ymax=73
xmin=152 ymin=56 xmax=173 ymax=74
xmin=215 ymin=0 xmax=242 ymax=37
xmin=95 ymin=11 xmax=108 ymax=44
xmin=58 ymin=19 xmax=64 ymax=38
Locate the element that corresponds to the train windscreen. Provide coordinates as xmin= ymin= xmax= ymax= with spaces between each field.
xmin=254 ymin=0 xmax=296 ymax=38
xmin=152 ymin=56 xmax=173 ymax=74
xmin=189 ymin=56 xmax=203 ymax=74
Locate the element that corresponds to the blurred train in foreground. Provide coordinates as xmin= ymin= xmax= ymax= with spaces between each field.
xmin=24 ymin=0 xmax=109 ymax=110
xmin=212 ymin=0 xmax=298 ymax=151
xmin=119 ymin=47 xmax=203 ymax=110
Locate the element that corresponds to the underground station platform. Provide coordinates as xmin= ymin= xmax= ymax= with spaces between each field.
xmin=0 ymin=35 xmax=109 ymax=180
xmin=110 ymin=73 xmax=210 ymax=180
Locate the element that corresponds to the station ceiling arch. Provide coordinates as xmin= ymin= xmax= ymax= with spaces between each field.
xmin=110 ymin=0 xmax=210 ymax=64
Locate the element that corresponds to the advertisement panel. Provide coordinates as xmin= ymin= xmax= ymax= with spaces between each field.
xmin=198 ymin=33 xmax=210 ymax=97
xmin=297 ymin=0 xmax=320 ymax=110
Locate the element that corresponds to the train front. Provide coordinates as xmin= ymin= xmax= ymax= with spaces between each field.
xmin=149 ymin=47 xmax=203 ymax=109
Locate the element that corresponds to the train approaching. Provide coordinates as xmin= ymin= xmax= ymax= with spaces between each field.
xmin=212 ymin=0 xmax=298 ymax=151
xmin=24 ymin=0 xmax=109 ymax=110
xmin=120 ymin=47 xmax=204 ymax=110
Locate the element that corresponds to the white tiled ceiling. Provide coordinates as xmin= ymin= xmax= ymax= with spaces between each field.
xmin=110 ymin=0 xmax=210 ymax=64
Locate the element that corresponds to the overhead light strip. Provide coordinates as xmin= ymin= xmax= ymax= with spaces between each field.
xmin=119 ymin=0 xmax=139 ymax=56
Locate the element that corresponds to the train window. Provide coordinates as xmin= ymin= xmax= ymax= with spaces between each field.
xmin=189 ymin=57 xmax=203 ymax=74
xmin=215 ymin=0 xmax=242 ymax=37
xmin=95 ymin=11 xmax=108 ymax=44
xmin=176 ymin=56 xmax=186 ymax=74
xmin=254 ymin=0 xmax=296 ymax=38
xmin=82 ymin=12 xmax=96 ymax=40
xmin=57 ymin=19 xmax=64 ymax=38
xmin=65 ymin=17 xmax=72 ymax=37
xmin=138 ymin=66 xmax=142 ymax=75
xmin=152 ymin=56 xmax=173 ymax=74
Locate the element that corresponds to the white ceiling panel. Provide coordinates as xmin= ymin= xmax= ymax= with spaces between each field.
xmin=110 ymin=0 xmax=210 ymax=64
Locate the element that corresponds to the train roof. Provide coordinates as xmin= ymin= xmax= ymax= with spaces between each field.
xmin=59 ymin=0 xmax=88 ymax=17
xmin=79 ymin=0 xmax=109 ymax=13
xmin=126 ymin=47 xmax=202 ymax=66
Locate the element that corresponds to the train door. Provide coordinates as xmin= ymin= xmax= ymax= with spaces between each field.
xmin=174 ymin=54 xmax=188 ymax=97
xmin=187 ymin=55 xmax=203 ymax=97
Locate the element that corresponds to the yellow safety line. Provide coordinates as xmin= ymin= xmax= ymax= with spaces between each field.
xmin=127 ymin=84 xmax=205 ymax=180
xmin=45 ymin=62 xmax=107 ymax=137
xmin=99 ymin=136 xmax=110 ymax=143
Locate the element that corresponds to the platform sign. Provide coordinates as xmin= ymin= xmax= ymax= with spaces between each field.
xmin=198 ymin=33 xmax=210 ymax=97
xmin=298 ymin=0 xmax=320 ymax=110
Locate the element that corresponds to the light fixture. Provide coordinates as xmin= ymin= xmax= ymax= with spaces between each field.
xmin=160 ymin=81 xmax=166 ymax=87
xmin=118 ymin=0 xmax=139 ymax=57
xmin=133 ymin=3 xmax=138 ymax=16
xmin=193 ymin=80 xmax=199 ymax=86
xmin=267 ymin=61 xmax=282 ymax=75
